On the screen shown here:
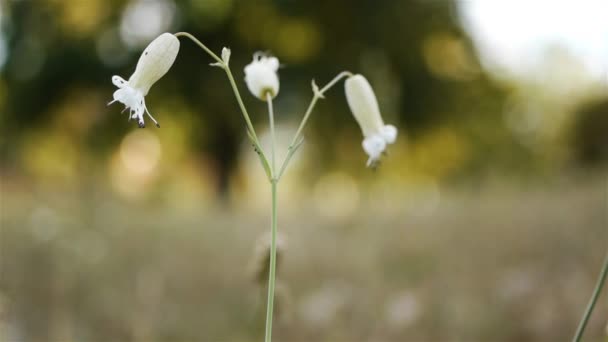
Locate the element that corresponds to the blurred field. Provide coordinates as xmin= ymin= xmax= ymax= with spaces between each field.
xmin=1 ymin=174 xmax=606 ymax=341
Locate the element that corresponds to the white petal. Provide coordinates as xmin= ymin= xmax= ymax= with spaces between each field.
xmin=111 ymin=86 xmax=147 ymax=127
xmin=113 ymin=86 xmax=141 ymax=109
xmin=380 ymin=124 xmax=398 ymax=144
xmin=344 ymin=74 xmax=384 ymax=138
xmin=244 ymin=54 xmax=280 ymax=100
xmin=362 ymin=135 xmax=386 ymax=164
xmin=112 ymin=75 xmax=128 ymax=88
xmin=265 ymin=56 xmax=279 ymax=71
xmin=128 ymin=33 xmax=180 ymax=95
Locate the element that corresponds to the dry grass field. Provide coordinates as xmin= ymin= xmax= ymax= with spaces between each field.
xmin=1 ymin=174 xmax=606 ymax=341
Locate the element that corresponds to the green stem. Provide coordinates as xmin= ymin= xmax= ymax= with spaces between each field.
xmin=264 ymin=92 xmax=278 ymax=342
xmin=265 ymin=179 xmax=278 ymax=342
xmin=291 ymin=71 xmax=352 ymax=147
xmin=267 ymin=93 xmax=276 ymax=175
xmin=277 ymin=71 xmax=353 ymax=179
xmin=319 ymin=70 xmax=354 ymax=93
xmin=173 ymin=32 xmax=265 ymax=155
xmin=573 ymin=252 xmax=608 ymax=342
xmin=174 ymin=32 xmax=222 ymax=64
xmin=287 ymin=96 xmax=318 ymax=158
xmin=224 ymin=66 xmax=262 ymax=145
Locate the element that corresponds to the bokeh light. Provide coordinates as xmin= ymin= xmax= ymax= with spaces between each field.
xmin=9 ymin=36 xmax=45 ymax=82
xmin=111 ymin=129 xmax=162 ymax=199
xmin=459 ymin=0 xmax=608 ymax=81
xmin=120 ymin=0 xmax=177 ymax=48
xmin=55 ymin=0 xmax=108 ymax=38
xmin=97 ymin=27 xmax=130 ymax=67
xmin=313 ymin=171 xmax=360 ymax=222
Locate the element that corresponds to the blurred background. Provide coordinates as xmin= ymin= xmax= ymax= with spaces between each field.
xmin=1 ymin=0 xmax=607 ymax=340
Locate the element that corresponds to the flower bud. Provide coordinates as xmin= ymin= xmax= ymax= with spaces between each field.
xmin=221 ymin=47 xmax=231 ymax=65
xmin=345 ymin=74 xmax=398 ymax=167
xmin=244 ymin=52 xmax=280 ymax=101
xmin=109 ymin=33 xmax=180 ymax=128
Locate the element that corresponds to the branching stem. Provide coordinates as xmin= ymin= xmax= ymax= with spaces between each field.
xmin=277 ymin=71 xmax=353 ymax=179
xmin=174 ymin=32 xmax=269 ymax=176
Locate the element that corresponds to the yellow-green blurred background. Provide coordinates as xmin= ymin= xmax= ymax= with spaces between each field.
xmin=1 ymin=0 xmax=607 ymax=341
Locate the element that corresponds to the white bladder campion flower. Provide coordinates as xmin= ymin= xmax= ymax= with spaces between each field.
xmin=244 ymin=52 xmax=279 ymax=101
xmin=109 ymin=32 xmax=180 ymax=128
xmin=345 ymin=74 xmax=398 ymax=167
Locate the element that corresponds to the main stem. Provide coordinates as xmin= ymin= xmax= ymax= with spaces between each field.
xmin=573 ymin=252 xmax=608 ymax=342
xmin=264 ymin=93 xmax=278 ymax=342
xmin=265 ymin=179 xmax=278 ymax=342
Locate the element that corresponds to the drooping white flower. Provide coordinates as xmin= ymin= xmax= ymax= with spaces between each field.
xmin=109 ymin=32 xmax=180 ymax=128
xmin=244 ymin=52 xmax=279 ymax=101
xmin=344 ymin=74 xmax=398 ymax=167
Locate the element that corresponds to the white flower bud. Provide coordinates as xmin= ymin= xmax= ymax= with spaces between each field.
xmin=109 ymin=32 xmax=180 ymax=128
xmin=221 ymin=47 xmax=231 ymax=65
xmin=345 ymin=74 xmax=398 ymax=167
xmin=244 ymin=52 xmax=279 ymax=101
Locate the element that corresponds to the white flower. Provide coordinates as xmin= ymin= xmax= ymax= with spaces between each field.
xmin=109 ymin=32 xmax=180 ymax=128
xmin=244 ymin=52 xmax=279 ymax=101
xmin=344 ymin=74 xmax=398 ymax=167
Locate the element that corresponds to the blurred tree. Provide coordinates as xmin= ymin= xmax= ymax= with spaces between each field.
xmin=0 ymin=0 xmax=509 ymax=196
xmin=572 ymin=99 xmax=608 ymax=165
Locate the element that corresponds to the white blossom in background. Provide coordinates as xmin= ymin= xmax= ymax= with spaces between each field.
xmin=344 ymin=74 xmax=398 ymax=167
xmin=244 ymin=52 xmax=280 ymax=101
xmin=109 ymin=33 xmax=179 ymax=128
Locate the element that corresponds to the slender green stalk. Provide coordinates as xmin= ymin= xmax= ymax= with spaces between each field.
xmin=224 ymin=67 xmax=262 ymax=145
xmin=573 ymin=178 xmax=608 ymax=342
xmin=173 ymin=32 xmax=265 ymax=156
xmin=267 ymin=93 xmax=276 ymax=174
xmin=174 ymin=32 xmax=222 ymax=64
xmin=277 ymin=71 xmax=353 ymax=179
xmin=573 ymin=252 xmax=608 ymax=342
xmin=264 ymin=92 xmax=278 ymax=342
xmin=264 ymin=181 xmax=279 ymax=341
xmin=287 ymin=96 xmax=318 ymax=157
xmin=290 ymin=71 xmax=352 ymax=148
xmin=319 ymin=70 xmax=354 ymax=93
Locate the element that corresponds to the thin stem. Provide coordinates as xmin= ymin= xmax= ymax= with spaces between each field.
xmin=320 ymin=70 xmax=353 ymax=93
xmin=174 ymin=32 xmax=222 ymax=64
xmin=267 ymin=92 xmax=276 ymax=176
xmin=174 ymin=32 xmax=269 ymax=176
xmin=224 ymin=67 xmax=262 ymax=145
xmin=573 ymin=253 xmax=608 ymax=342
xmin=291 ymin=71 xmax=352 ymax=146
xmin=572 ymin=178 xmax=608 ymax=342
xmin=174 ymin=32 xmax=262 ymax=145
xmin=288 ymin=96 xmax=318 ymax=157
xmin=264 ymin=179 xmax=278 ymax=342
xmin=277 ymin=71 xmax=353 ymax=179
